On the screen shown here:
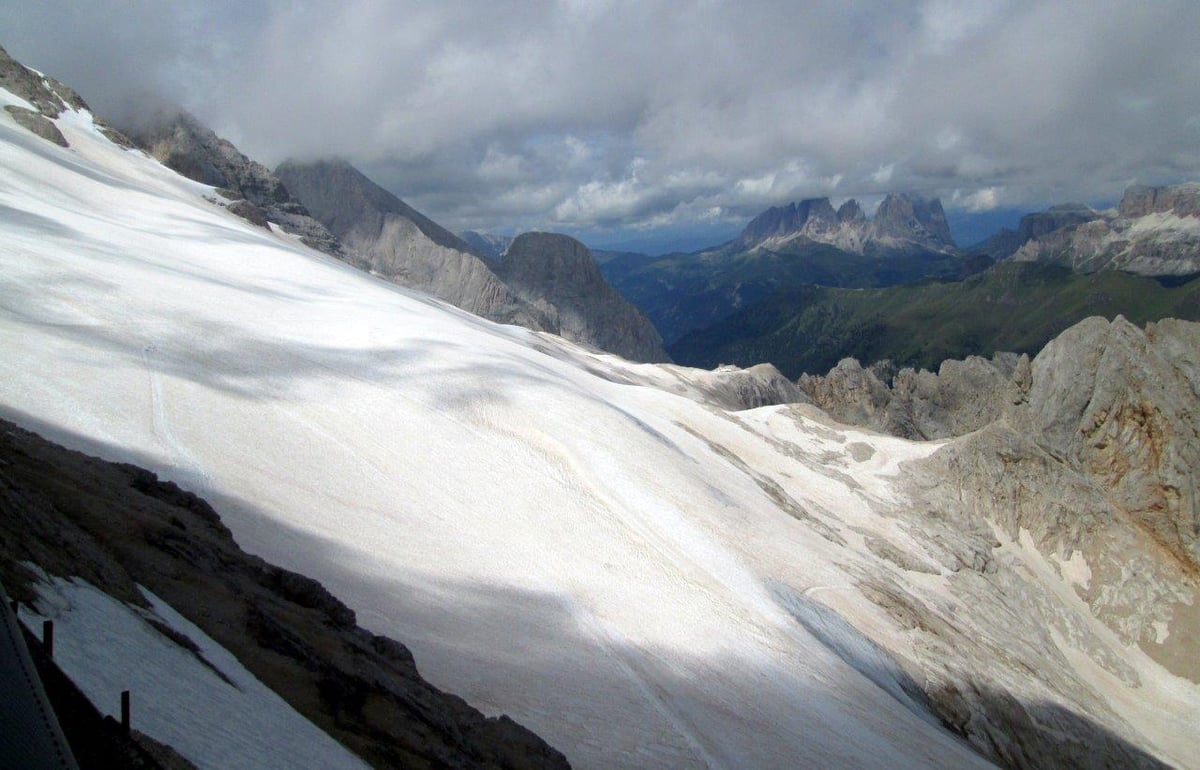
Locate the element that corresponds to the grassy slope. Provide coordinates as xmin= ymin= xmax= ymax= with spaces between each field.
xmin=600 ymin=240 xmax=975 ymax=343
xmin=667 ymin=262 xmax=1200 ymax=378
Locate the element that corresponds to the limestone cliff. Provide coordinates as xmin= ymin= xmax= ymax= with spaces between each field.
xmin=498 ymin=232 xmax=669 ymax=363
xmin=122 ymin=111 xmax=340 ymax=254
xmin=739 ymin=193 xmax=955 ymax=255
xmin=792 ymin=317 xmax=1200 ymax=767
xmin=1011 ymin=183 xmax=1200 ymax=275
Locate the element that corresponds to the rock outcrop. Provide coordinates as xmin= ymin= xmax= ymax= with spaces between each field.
xmin=499 ymin=232 xmax=670 ymax=362
xmin=121 ymin=111 xmax=340 ymax=254
xmin=276 ymin=158 xmax=554 ymax=331
xmin=976 ymin=204 xmax=1102 ymax=259
xmin=1019 ymin=317 xmax=1200 ymax=576
xmin=0 ymin=44 xmax=131 ymax=149
xmin=804 ymin=315 xmax=1200 ymax=675
xmin=1011 ymin=183 xmax=1200 ymax=276
xmin=460 ymin=231 xmax=513 ymax=262
xmin=739 ymin=193 xmax=955 ymax=255
xmin=799 ymin=353 xmax=1028 ymax=440
xmin=280 ymin=161 xmax=669 ymax=362
xmin=790 ymin=317 xmax=1200 ymax=767
xmin=0 ymin=418 xmax=570 ymax=769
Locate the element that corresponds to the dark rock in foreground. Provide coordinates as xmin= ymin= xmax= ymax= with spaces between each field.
xmin=0 ymin=418 xmax=571 ymax=770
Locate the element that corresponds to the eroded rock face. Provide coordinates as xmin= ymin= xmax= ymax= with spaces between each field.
xmin=1011 ymin=183 xmax=1200 ymax=276
xmin=121 ymin=112 xmax=341 ymax=254
xmin=1020 ymin=316 xmax=1200 ymax=574
xmin=795 ymin=317 xmax=1200 ymax=764
xmin=0 ymin=44 xmax=132 ymax=149
xmin=277 ymin=158 xmax=555 ymax=332
xmin=906 ymin=318 xmax=1200 ymax=758
xmin=0 ymin=418 xmax=570 ymax=769
xmin=736 ymin=193 xmax=956 ymax=255
xmin=499 ymin=232 xmax=669 ymax=363
xmin=798 ymin=353 xmax=1026 ymax=440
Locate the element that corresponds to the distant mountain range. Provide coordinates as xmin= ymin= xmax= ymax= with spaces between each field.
xmin=1008 ymin=184 xmax=1200 ymax=275
xmin=117 ymin=111 xmax=666 ymax=363
xmin=583 ymin=184 xmax=1200 ymax=377
xmin=737 ymin=192 xmax=955 ymax=255
xmin=275 ymin=159 xmax=667 ymax=363
xmin=596 ymin=193 xmax=981 ymax=345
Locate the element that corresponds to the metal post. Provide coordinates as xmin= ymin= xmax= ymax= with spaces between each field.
xmin=121 ymin=690 xmax=131 ymax=736
xmin=42 ymin=619 xmax=53 ymax=659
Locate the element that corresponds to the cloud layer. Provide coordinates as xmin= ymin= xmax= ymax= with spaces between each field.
xmin=4 ymin=1 xmax=1199 ymax=236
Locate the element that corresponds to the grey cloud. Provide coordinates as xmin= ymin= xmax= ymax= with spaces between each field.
xmin=3 ymin=1 xmax=1198 ymax=236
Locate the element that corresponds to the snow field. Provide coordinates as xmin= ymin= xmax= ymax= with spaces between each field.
xmin=20 ymin=574 xmax=369 ymax=770
xmin=0 ymin=97 xmax=994 ymax=768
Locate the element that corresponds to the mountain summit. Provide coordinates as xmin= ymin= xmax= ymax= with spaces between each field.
xmin=121 ymin=110 xmax=341 ymax=254
xmin=1001 ymin=182 xmax=1200 ymax=275
xmin=499 ymin=232 xmax=669 ymax=362
xmin=277 ymin=158 xmax=668 ymax=361
xmin=738 ymin=193 xmax=955 ymax=255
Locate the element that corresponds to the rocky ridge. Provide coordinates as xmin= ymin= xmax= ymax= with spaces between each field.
xmin=278 ymin=160 xmax=668 ymax=362
xmin=798 ymin=352 xmax=1028 ymax=440
xmin=0 ymin=44 xmax=132 ymax=150
xmin=1010 ymin=184 xmax=1200 ymax=275
xmin=739 ymin=193 xmax=955 ymax=255
xmin=498 ymin=232 xmax=669 ymax=362
xmin=791 ymin=316 xmax=1200 ymax=767
xmin=0 ymin=417 xmax=570 ymax=769
xmin=275 ymin=159 xmax=552 ymax=331
xmin=120 ymin=111 xmax=341 ymax=254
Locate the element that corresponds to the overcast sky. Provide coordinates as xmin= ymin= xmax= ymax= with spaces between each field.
xmin=4 ymin=1 xmax=1199 ymax=248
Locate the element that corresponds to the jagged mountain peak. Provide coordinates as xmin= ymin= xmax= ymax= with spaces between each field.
xmin=1009 ymin=181 xmax=1200 ymax=275
xmin=499 ymin=231 xmax=670 ymax=362
xmin=836 ymin=198 xmax=865 ymax=224
xmin=872 ymin=192 xmax=954 ymax=248
xmin=738 ymin=191 xmax=955 ymax=254
xmin=276 ymin=158 xmax=486 ymax=260
xmin=120 ymin=110 xmax=341 ymax=254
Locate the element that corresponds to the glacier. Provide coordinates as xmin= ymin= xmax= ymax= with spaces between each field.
xmin=2 ymin=83 xmax=1197 ymax=768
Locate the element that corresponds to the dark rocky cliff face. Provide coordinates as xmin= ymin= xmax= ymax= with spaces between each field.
xmin=280 ymin=161 xmax=669 ymax=362
xmin=0 ymin=418 xmax=571 ymax=770
xmin=871 ymin=193 xmax=954 ymax=248
xmin=736 ymin=193 xmax=955 ymax=254
xmin=499 ymin=232 xmax=669 ymax=363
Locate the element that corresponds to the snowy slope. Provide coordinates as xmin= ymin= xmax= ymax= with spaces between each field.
xmin=0 ymin=87 xmax=1000 ymax=769
xmin=20 ymin=575 xmax=369 ymax=770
